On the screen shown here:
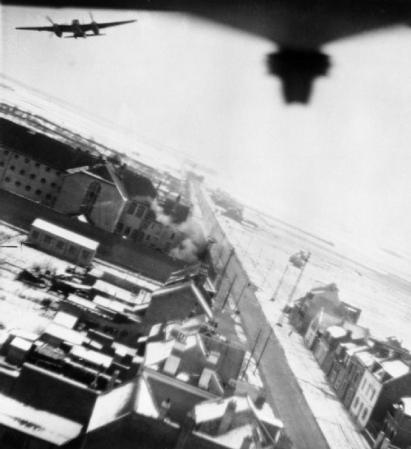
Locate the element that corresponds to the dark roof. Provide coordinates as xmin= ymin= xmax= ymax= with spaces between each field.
xmin=201 ymin=335 xmax=246 ymax=385
xmin=120 ymin=166 xmax=157 ymax=199
xmin=82 ymin=161 xmax=156 ymax=200
xmin=0 ymin=118 xmax=97 ymax=170
xmin=87 ymin=163 xmax=113 ymax=183
xmin=166 ymin=263 xmax=209 ymax=286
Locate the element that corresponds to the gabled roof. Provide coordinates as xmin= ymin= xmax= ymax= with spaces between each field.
xmin=151 ymin=280 xmax=213 ymax=319
xmin=193 ymin=395 xmax=283 ymax=428
xmin=66 ymin=161 xmax=156 ymax=201
xmin=193 ymin=395 xmax=283 ymax=448
xmin=166 ymin=263 xmax=209 ymax=286
xmin=144 ymin=330 xmax=245 ymax=394
xmin=120 ymin=165 xmax=157 ymax=199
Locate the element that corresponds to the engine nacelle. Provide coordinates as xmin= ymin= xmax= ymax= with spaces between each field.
xmin=91 ymin=23 xmax=99 ymax=35
xmin=53 ymin=25 xmax=62 ymax=37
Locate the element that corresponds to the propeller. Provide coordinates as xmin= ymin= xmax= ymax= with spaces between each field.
xmin=88 ymin=12 xmax=99 ymax=35
xmin=46 ymin=16 xmax=62 ymax=38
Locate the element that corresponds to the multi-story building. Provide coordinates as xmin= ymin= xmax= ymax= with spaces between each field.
xmin=141 ymin=322 xmax=246 ymax=424
xmin=290 ymin=283 xmax=361 ymax=336
xmin=0 ymin=118 xmax=95 ymax=208
xmin=350 ymin=357 xmax=411 ymax=429
xmin=143 ymin=264 xmax=215 ymax=330
xmin=327 ymin=341 xmax=370 ymax=402
xmin=56 ymin=161 xmax=157 ymax=234
xmin=28 ymin=219 xmax=99 ymax=267
xmin=190 ymin=395 xmax=283 ymax=449
xmin=311 ymin=321 xmax=370 ymax=375
xmin=1 ymin=118 xmax=188 ymax=255
xmin=117 ymin=209 xmax=184 ymax=253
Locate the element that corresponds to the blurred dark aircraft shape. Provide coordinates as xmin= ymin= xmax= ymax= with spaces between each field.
xmin=9 ymin=0 xmax=411 ymax=103
xmin=16 ymin=13 xmax=136 ymax=39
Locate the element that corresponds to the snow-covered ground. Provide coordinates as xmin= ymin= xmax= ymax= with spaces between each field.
xmin=217 ymin=208 xmax=411 ymax=349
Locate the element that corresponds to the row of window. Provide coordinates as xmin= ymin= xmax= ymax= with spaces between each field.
xmin=32 ymin=231 xmax=90 ymax=259
xmin=360 ymin=378 xmax=377 ymax=401
xmin=116 ymin=221 xmax=176 ymax=243
xmin=11 ymin=153 xmax=53 ymax=170
xmin=126 ymin=201 xmax=147 ymax=218
xmin=352 ymin=397 xmax=369 ymax=423
xmin=0 ymin=152 xmax=60 ymax=173
xmin=6 ymin=166 xmax=59 ymax=184
xmin=3 ymin=177 xmax=55 ymax=199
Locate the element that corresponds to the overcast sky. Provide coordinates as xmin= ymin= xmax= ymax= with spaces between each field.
xmin=3 ymin=6 xmax=411 ymax=259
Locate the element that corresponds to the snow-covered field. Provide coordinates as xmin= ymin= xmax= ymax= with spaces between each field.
xmin=218 ymin=209 xmax=411 ymax=349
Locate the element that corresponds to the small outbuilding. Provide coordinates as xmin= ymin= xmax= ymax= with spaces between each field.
xmin=28 ymin=218 xmax=99 ymax=266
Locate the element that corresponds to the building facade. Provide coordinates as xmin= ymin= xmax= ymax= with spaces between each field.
xmin=28 ymin=219 xmax=99 ymax=266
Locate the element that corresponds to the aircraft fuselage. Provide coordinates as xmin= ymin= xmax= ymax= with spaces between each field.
xmin=71 ymin=19 xmax=86 ymax=38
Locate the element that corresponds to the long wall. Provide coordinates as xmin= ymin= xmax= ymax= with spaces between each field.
xmin=190 ymin=180 xmax=255 ymax=307
xmin=191 ymin=180 xmax=330 ymax=449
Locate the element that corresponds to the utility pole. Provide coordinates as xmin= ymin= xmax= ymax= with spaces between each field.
xmin=277 ymin=251 xmax=311 ymax=326
xmin=235 ymin=281 xmax=250 ymax=310
xmin=242 ymin=329 xmax=262 ymax=379
xmin=286 ymin=252 xmax=311 ymax=307
xmin=216 ymin=247 xmax=235 ymax=290
xmin=221 ymin=274 xmax=237 ymax=310
xmin=270 ymin=263 xmax=289 ymax=301
xmin=254 ymin=327 xmax=273 ymax=374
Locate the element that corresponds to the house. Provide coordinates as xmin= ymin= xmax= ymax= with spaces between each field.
xmin=382 ymin=397 xmax=411 ymax=448
xmin=350 ymin=357 xmax=411 ymax=429
xmin=304 ymin=309 xmax=344 ymax=349
xmin=160 ymin=193 xmax=191 ymax=224
xmin=55 ymin=161 xmax=156 ymax=234
xmin=312 ymin=322 xmax=370 ymax=374
xmin=190 ymin=395 xmax=283 ymax=449
xmin=144 ymin=264 xmax=215 ymax=329
xmin=136 ymin=216 xmax=184 ymax=253
xmin=10 ymin=322 xmax=142 ymax=431
xmin=327 ymin=341 xmax=370 ymax=400
xmin=141 ymin=323 xmax=246 ymax=424
xmin=290 ymin=283 xmax=361 ymax=336
xmin=28 ymin=219 xmax=99 ymax=266
xmin=58 ymin=294 xmax=145 ymax=347
xmin=0 ymin=118 xmax=95 ymax=208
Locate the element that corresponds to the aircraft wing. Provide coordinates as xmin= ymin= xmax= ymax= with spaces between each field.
xmin=82 ymin=19 xmax=136 ymax=31
xmin=15 ymin=24 xmax=72 ymax=32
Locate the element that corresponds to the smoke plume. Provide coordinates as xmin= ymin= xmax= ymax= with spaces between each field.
xmin=151 ymin=199 xmax=172 ymax=226
xmin=150 ymin=199 xmax=208 ymax=263
xmin=170 ymin=218 xmax=208 ymax=263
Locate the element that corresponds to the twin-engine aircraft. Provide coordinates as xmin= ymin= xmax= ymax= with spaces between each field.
xmin=16 ymin=14 xmax=136 ymax=38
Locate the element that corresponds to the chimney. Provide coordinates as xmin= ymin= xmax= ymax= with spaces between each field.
xmin=240 ymin=436 xmax=253 ymax=449
xmin=106 ymin=369 xmax=120 ymax=391
xmin=254 ymin=395 xmax=266 ymax=409
xmin=174 ymin=412 xmax=195 ymax=449
xmin=217 ymin=400 xmax=237 ymax=435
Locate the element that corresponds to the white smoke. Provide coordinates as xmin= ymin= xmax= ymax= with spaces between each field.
xmin=150 ymin=198 xmax=208 ymax=263
xmin=170 ymin=217 xmax=208 ymax=262
xmin=151 ymin=198 xmax=172 ymax=226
